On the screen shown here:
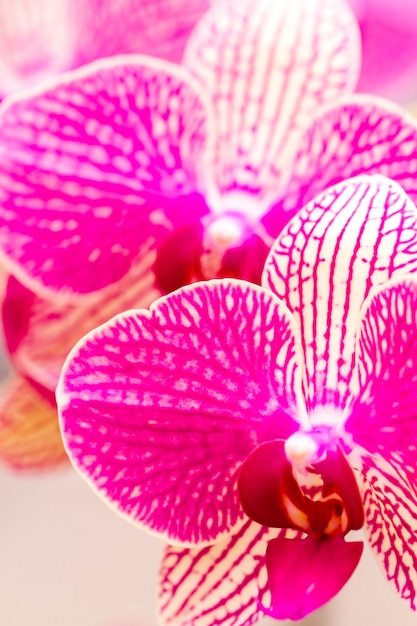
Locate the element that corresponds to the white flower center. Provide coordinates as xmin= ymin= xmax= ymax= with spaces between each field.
xmin=204 ymin=214 xmax=247 ymax=250
xmin=284 ymin=431 xmax=320 ymax=467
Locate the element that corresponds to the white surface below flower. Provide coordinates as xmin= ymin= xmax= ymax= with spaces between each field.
xmin=0 ymin=469 xmax=415 ymax=625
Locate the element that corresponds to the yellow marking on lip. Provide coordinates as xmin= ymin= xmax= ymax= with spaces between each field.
xmin=282 ymin=494 xmax=310 ymax=532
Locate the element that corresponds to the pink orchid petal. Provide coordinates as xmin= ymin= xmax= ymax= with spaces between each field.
xmin=263 ymin=534 xmax=363 ymax=620
xmin=183 ymin=0 xmax=360 ymax=208
xmin=263 ymin=175 xmax=417 ymax=412
xmin=2 ymin=246 xmax=161 ymax=391
xmin=357 ymin=456 xmax=417 ymax=611
xmin=0 ymin=0 xmax=211 ymax=95
xmin=0 ymin=376 xmax=68 ymax=472
xmin=346 ymin=277 xmax=417 ymax=467
xmin=58 ymin=279 xmax=305 ymax=544
xmin=0 ymin=56 xmax=209 ymax=296
xmin=159 ymin=519 xmax=278 ymax=626
xmin=349 ymin=0 xmax=417 ymax=101
xmin=267 ymin=96 xmax=417 ymax=229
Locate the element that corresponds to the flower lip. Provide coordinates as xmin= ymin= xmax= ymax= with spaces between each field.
xmin=238 ymin=437 xmax=364 ymax=537
xmin=263 ymin=534 xmax=363 ymax=621
xmin=153 ymin=210 xmax=269 ymax=291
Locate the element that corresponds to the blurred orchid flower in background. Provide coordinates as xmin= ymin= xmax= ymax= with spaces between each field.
xmin=0 ymin=0 xmax=211 ymax=96
xmin=0 ymin=0 xmax=362 ymax=470
xmin=57 ymin=175 xmax=417 ymax=624
xmin=348 ymin=0 xmax=417 ymax=102
xmin=0 ymin=0 xmax=212 ymax=471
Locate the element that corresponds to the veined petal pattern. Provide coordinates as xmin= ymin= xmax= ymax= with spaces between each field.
xmin=183 ymin=0 xmax=360 ymax=209
xmin=58 ymin=280 xmax=305 ymax=544
xmin=279 ymin=96 xmax=417 ymax=216
xmin=263 ymin=176 xmax=417 ymax=411
xmin=346 ymin=277 xmax=417 ymax=468
xmin=0 ymin=56 xmax=209 ymax=295
xmin=356 ymin=455 xmax=417 ymax=611
xmin=159 ymin=519 xmax=277 ymax=626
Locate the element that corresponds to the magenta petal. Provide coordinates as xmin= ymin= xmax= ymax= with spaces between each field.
xmin=0 ymin=57 xmax=209 ymax=295
xmin=263 ymin=175 xmax=417 ymax=411
xmin=264 ymin=535 xmax=363 ymax=620
xmin=346 ymin=277 xmax=417 ymax=468
xmin=272 ymin=96 xmax=417 ymax=221
xmin=58 ymin=280 xmax=305 ymax=544
xmin=183 ymin=0 xmax=360 ymax=206
xmin=350 ymin=0 xmax=417 ymax=100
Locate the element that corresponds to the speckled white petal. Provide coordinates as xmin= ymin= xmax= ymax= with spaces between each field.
xmin=183 ymin=0 xmax=360 ymax=211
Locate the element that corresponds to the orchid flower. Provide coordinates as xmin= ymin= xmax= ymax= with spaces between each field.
xmin=348 ymin=0 xmax=417 ymax=102
xmin=0 ymin=0 xmax=363 ymax=470
xmin=57 ymin=175 xmax=417 ymax=624
xmin=0 ymin=0 xmax=210 ymax=96
xmin=3 ymin=0 xmax=417 ymax=475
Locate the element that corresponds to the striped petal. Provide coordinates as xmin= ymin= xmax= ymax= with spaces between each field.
xmin=263 ymin=176 xmax=417 ymax=412
xmin=0 ymin=376 xmax=68 ymax=472
xmin=267 ymin=96 xmax=417 ymax=228
xmin=183 ymin=0 xmax=360 ymax=211
xmin=357 ymin=455 xmax=417 ymax=611
xmin=0 ymin=56 xmax=209 ymax=296
xmin=2 ymin=245 xmax=161 ymax=391
xmin=346 ymin=277 xmax=417 ymax=469
xmin=58 ymin=279 xmax=305 ymax=544
xmin=0 ymin=0 xmax=211 ymax=95
xmin=159 ymin=519 xmax=277 ymax=626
